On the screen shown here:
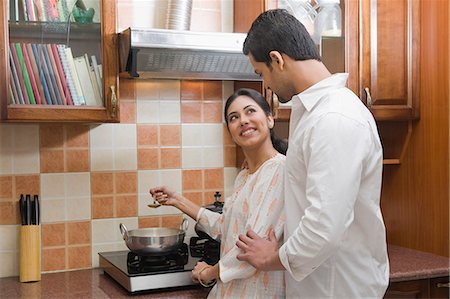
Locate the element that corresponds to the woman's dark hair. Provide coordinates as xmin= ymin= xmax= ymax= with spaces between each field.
xmin=224 ymin=88 xmax=288 ymax=155
xmin=243 ymin=9 xmax=321 ymax=66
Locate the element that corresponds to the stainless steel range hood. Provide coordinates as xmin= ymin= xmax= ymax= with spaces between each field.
xmin=119 ymin=28 xmax=261 ymax=81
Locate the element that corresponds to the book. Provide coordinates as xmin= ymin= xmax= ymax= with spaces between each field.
xmin=90 ymin=55 xmax=102 ymax=98
xmin=31 ymin=44 xmax=52 ymax=105
xmin=33 ymin=0 xmax=45 ymax=21
xmin=9 ymin=84 xmax=15 ymax=104
xmin=35 ymin=44 xmax=58 ymax=105
xmin=74 ymin=54 xmax=99 ymax=106
xmin=10 ymin=43 xmax=29 ymax=104
xmin=25 ymin=43 xmax=46 ymax=105
xmin=9 ymin=49 xmax=25 ymax=104
xmin=9 ymin=0 xmax=17 ymax=21
xmin=9 ymin=68 xmax=19 ymax=104
xmin=21 ymin=43 xmax=41 ymax=104
xmin=14 ymin=43 xmax=35 ymax=104
xmin=51 ymin=44 xmax=73 ymax=105
xmin=20 ymin=0 xmax=28 ymax=21
xmin=45 ymin=44 xmax=66 ymax=105
xmin=57 ymin=45 xmax=80 ymax=105
xmin=64 ymin=47 xmax=85 ymax=105
xmin=47 ymin=0 xmax=59 ymax=21
xmin=41 ymin=44 xmax=63 ymax=105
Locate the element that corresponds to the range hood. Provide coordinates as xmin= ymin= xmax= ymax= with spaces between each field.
xmin=119 ymin=28 xmax=261 ymax=81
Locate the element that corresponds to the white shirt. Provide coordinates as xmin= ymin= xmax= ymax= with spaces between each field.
xmin=279 ymin=73 xmax=389 ymax=298
xmin=196 ymin=154 xmax=286 ymax=298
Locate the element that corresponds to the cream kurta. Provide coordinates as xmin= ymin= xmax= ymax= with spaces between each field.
xmin=196 ymin=154 xmax=286 ymax=299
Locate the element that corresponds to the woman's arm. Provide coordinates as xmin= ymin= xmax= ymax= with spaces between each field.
xmin=150 ymin=186 xmax=200 ymax=220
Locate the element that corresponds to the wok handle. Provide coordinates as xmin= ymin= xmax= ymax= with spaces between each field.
xmin=180 ymin=218 xmax=189 ymax=232
xmin=119 ymin=223 xmax=128 ymax=241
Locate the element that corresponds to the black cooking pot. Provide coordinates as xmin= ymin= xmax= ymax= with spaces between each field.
xmin=195 ymin=192 xmax=223 ymax=241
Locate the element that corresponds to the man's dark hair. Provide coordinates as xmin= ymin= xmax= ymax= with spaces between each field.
xmin=243 ymin=9 xmax=321 ymax=66
xmin=224 ymin=88 xmax=288 ymax=155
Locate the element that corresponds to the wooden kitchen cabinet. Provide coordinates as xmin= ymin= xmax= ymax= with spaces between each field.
xmin=0 ymin=0 xmax=120 ymax=122
xmin=384 ymin=276 xmax=450 ymax=299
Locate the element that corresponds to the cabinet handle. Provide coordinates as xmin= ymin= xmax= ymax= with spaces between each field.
xmin=436 ymin=282 xmax=450 ymax=288
xmin=110 ymin=85 xmax=117 ymax=118
xmin=364 ymin=87 xmax=373 ymax=107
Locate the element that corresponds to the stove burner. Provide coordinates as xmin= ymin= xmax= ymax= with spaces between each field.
xmin=127 ymin=243 xmax=189 ymax=274
xmin=189 ymin=237 xmax=220 ymax=265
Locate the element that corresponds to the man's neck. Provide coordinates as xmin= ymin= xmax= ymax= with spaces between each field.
xmin=292 ymin=60 xmax=332 ymax=94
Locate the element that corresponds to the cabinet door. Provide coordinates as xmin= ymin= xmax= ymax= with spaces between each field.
xmin=429 ymin=277 xmax=450 ymax=299
xmin=359 ymin=0 xmax=420 ymax=120
xmin=384 ymin=279 xmax=430 ymax=298
xmin=0 ymin=0 xmax=119 ymax=122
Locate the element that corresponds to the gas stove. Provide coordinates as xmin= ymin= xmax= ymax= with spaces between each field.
xmin=99 ymin=239 xmax=220 ymax=293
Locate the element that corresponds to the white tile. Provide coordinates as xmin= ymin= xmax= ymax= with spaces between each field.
xmin=137 ymin=101 xmax=159 ymax=123
xmin=159 ymin=170 xmax=182 ymax=191
xmin=14 ymin=125 xmax=39 ymax=150
xmin=0 ymin=225 xmax=19 ymax=251
xmin=90 ymin=149 xmax=114 ymax=171
xmin=138 ymin=170 xmax=160 ymax=193
xmin=90 ymin=124 xmax=113 ymax=149
xmin=159 ymin=80 xmax=180 ymax=100
xmin=92 ymin=243 xmax=125 ymax=268
xmin=0 ymin=124 xmax=14 ymax=152
xmin=159 ymin=101 xmax=180 ymax=124
xmin=66 ymin=197 xmax=91 ymax=221
xmin=114 ymin=149 xmax=137 ymax=170
xmin=113 ymin=124 xmax=136 ymax=148
xmin=0 ymin=252 xmax=19 ymax=278
xmin=224 ymin=167 xmax=239 ymax=197
xmin=13 ymin=149 xmax=39 ymax=174
xmin=0 ymin=148 xmax=13 ymax=175
xmin=202 ymin=124 xmax=223 ymax=146
xmin=136 ymin=80 xmax=160 ymax=101
xmin=182 ymin=124 xmax=202 ymax=146
xmin=65 ymin=173 xmax=90 ymax=196
xmin=41 ymin=199 xmax=65 ymax=223
xmin=92 ymin=219 xmax=118 ymax=244
xmin=203 ymin=147 xmax=224 ymax=168
xmin=223 ymin=81 xmax=234 ymax=101
xmin=221 ymin=0 xmax=234 ymax=33
xmin=41 ymin=174 xmax=65 ymax=198
xmin=182 ymin=148 xmax=203 ymax=168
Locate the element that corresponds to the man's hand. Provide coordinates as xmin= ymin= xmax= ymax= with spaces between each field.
xmin=236 ymin=228 xmax=285 ymax=271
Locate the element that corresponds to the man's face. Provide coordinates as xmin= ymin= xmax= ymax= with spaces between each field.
xmin=248 ymin=53 xmax=292 ymax=103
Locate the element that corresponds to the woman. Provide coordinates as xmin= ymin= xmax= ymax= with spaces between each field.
xmin=150 ymin=88 xmax=287 ymax=298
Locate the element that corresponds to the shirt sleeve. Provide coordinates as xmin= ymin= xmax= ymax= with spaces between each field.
xmin=196 ymin=207 xmax=224 ymax=242
xmin=219 ymin=159 xmax=286 ymax=284
xmin=279 ymin=113 xmax=373 ymax=281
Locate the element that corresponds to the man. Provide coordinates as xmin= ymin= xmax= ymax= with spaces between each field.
xmin=236 ymin=9 xmax=389 ymax=298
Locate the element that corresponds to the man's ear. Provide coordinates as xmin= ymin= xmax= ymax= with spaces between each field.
xmin=269 ymin=51 xmax=284 ymax=70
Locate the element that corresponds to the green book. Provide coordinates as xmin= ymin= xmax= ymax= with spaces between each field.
xmin=15 ymin=43 xmax=36 ymax=104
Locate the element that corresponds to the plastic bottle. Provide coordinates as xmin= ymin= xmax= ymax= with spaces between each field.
xmin=278 ymin=0 xmax=317 ymax=36
xmin=312 ymin=0 xmax=342 ymax=45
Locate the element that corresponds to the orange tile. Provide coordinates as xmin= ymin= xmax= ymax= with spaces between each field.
xmin=224 ymin=146 xmax=237 ymax=167
xmin=115 ymin=172 xmax=137 ymax=194
xmin=138 ymin=216 xmax=161 ymax=228
xmin=161 ymin=215 xmax=183 ymax=229
xmin=40 ymin=150 xmax=64 ymax=173
xmin=42 ymin=223 xmax=65 ymax=247
xmin=203 ymin=101 xmax=223 ymax=123
xmin=204 ymin=168 xmax=224 ymax=189
xmin=160 ymin=148 xmax=181 ymax=169
xmin=137 ymin=125 xmax=158 ymax=146
xmin=182 ymin=170 xmax=202 ymax=190
xmin=138 ymin=148 xmax=159 ymax=169
xmin=0 ymin=176 xmax=13 ymax=199
xmin=203 ymin=81 xmax=222 ymax=100
xmin=67 ymin=221 xmax=91 ymax=245
xmin=0 ymin=202 xmax=16 ymax=225
xmin=182 ymin=191 xmax=203 ymax=206
xmin=91 ymin=173 xmax=114 ymax=195
xmin=120 ymin=100 xmax=136 ymax=123
xmin=160 ymin=125 xmax=180 ymax=146
xmin=65 ymin=125 xmax=89 ymax=148
xmin=119 ymin=78 xmax=136 ymax=101
xmin=14 ymin=175 xmax=40 ymax=198
xmin=42 ymin=248 xmax=66 ymax=271
xmin=65 ymin=149 xmax=89 ymax=172
xmin=92 ymin=196 xmax=114 ymax=219
xmin=40 ymin=125 xmax=64 ymax=149
xmin=181 ymin=81 xmax=202 ymax=100
xmin=223 ymin=124 xmax=235 ymax=145
xmin=204 ymin=190 xmax=224 ymax=205
xmin=181 ymin=102 xmax=202 ymax=123
xmin=115 ymin=195 xmax=138 ymax=218
xmin=67 ymin=246 xmax=91 ymax=270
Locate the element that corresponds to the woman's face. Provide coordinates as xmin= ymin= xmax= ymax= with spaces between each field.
xmin=226 ymin=95 xmax=274 ymax=150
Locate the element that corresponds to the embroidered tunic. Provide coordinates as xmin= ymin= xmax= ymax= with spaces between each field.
xmin=196 ymin=154 xmax=286 ymax=299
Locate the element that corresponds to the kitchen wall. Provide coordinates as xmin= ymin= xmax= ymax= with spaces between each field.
xmin=0 ymin=0 xmax=238 ymax=278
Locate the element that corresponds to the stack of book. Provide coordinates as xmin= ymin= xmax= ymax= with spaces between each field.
xmin=10 ymin=0 xmax=79 ymax=22
xmin=9 ymin=43 xmax=103 ymax=106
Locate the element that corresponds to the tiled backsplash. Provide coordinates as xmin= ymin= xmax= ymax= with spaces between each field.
xmin=0 ymin=79 xmax=239 ymax=277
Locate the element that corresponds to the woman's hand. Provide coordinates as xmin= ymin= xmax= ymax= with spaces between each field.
xmin=149 ymin=186 xmax=181 ymax=207
xmin=192 ymin=261 xmax=218 ymax=286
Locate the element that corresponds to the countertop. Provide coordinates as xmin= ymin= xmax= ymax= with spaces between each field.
xmin=1 ymin=245 xmax=448 ymax=298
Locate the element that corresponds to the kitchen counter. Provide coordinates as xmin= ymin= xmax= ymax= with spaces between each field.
xmin=0 ymin=245 xmax=448 ymax=298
